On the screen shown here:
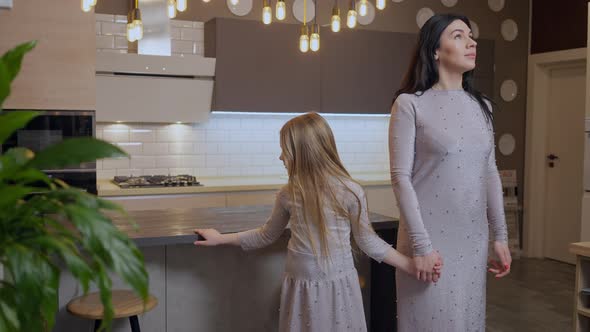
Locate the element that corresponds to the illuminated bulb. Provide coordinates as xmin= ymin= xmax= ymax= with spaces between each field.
xmin=276 ymin=0 xmax=286 ymax=21
xmin=176 ymin=0 xmax=187 ymax=11
xmin=81 ymin=0 xmax=92 ymax=12
xmin=310 ymin=24 xmax=320 ymax=52
xmin=89 ymin=0 xmax=97 ymax=5
xmin=331 ymin=6 xmax=341 ymax=32
xmin=262 ymin=1 xmax=272 ymax=24
xmin=347 ymin=9 xmax=357 ymax=28
xmin=167 ymin=0 xmax=177 ymax=18
xmin=203 ymin=0 xmax=211 ymax=3
xmin=358 ymin=0 xmax=368 ymax=17
xmin=133 ymin=19 xmax=143 ymax=40
xmin=376 ymin=0 xmax=386 ymax=10
xmin=230 ymin=0 xmax=239 ymax=5
xmin=299 ymin=25 xmax=309 ymax=53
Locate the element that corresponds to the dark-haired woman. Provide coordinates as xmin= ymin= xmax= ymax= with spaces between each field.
xmin=389 ymin=14 xmax=511 ymax=331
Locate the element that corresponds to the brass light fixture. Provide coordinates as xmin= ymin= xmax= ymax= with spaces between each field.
xmin=276 ymin=0 xmax=286 ymax=21
xmin=262 ymin=0 xmax=272 ymax=24
xmin=167 ymin=0 xmax=177 ymax=18
xmin=298 ymin=0 xmax=309 ymax=53
xmin=126 ymin=0 xmax=144 ymax=42
xmin=331 ymin=1 xmax=341 ymax=33
xmin=310 ymin=0 xmax=319 ymax=52
xmin=81 ymin=0 xmax=96 ymax=12
xmin=176 ymin=0 xmax=188 ymax=11
xmin=347 ymin=0 xmax=357 ymax=29
xmin=358 ymin=0 xmax=368 ymax=17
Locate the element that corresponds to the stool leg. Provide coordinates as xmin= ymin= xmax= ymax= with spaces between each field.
xmin=129 ymin=315 xmax=141 ymax=332
xmin=94 ymin=320 xmax=101 ymax=332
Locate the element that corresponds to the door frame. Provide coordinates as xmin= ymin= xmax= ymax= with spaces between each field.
xmin=524 ymin=47 xmax=586 ymax=258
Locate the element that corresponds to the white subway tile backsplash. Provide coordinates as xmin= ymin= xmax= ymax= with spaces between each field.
xmin=169 ymin=168 xmax=194 ymax=176
xmin=169 ymin=142 xmax=194 ymax=154
xmin=171 ymin=19 xmax=194 ymax=28
xmin=117 ymin=169 xmax=143 ymax=176
xmin=156 ymin=155 xmax=183 ymax=168
xmin=193 ymin=22 xmax=205 ymax=29
xmin=103 ymin=158 xmax=130 ymax=169
xmin=170 ymin=27 xmax=181 ymax=40
xmin=95 ymin=22 xmax=102 ymax=35
xmin=96 ymin=35 xmax=115 ymax=49
xmin=114 ymin=15 xmax=128 ymax=23
xmin=171 ymin=39 xmax=194 ymax=54
xmin=130 ymin=129 xmax=156 ymax=142
xmin=102 ymin=22 xmax=126 ymax=36
xmin=116 ymin=142 xmax=143 ymax=155
xmin=219 ymin=168 xmax=242 ymax=177
xmin=241 ymin=167 xmax=265 ymax=176
xmin=95 ymin=14 xmax=115 ymax=23
xmin=229 ymin=154 xmax=251 ymax=167
xmin=217 ymin=143 xmax=242 ymax=154
xmin=157 ymin=127 xmax=196 ymax=142
xmin=180 ymin=27 xmax=203 ymax=42
xmin=206 ymin=155 xmax=226 ymax=168
xmin=206 ymin=130 xmax=227 ymax=142
xmin=114 ymin=36 xmax=129 ymax=49
xmin=186 ymin=155 xmax=206 ymax=168
xmin=262 ymin=142 xmax=281 ymax=154
xmin=130 ymin=156 xmax=156 ymax=169
xmin=103 ymin=129 xmax=129 ymax=142
xmin=198 ymin=168 xmax=219 ymax=177
xmin=142 ymin=143 xmax=169 ymax=155
xmin=143 ymin=168 xmax=170 ymax=176
xmin=97 ymin=169 xmax=117 ymax=179
xmin=241 ymin=143 xmax=265 ymax=154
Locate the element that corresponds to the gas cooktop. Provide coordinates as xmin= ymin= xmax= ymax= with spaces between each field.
xmin=112 ymin=174 xmax=201 ymax=188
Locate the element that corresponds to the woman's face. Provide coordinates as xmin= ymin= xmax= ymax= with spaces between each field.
xmin=435 ymin=19 xmax=477 ymax=74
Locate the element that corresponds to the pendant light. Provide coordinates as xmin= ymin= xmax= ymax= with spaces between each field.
xmin=310 ymin=0 xmax=319 ymax=52
xmin=276 ymin=0 xmax=286 ymax=20
xmin=331 ymin=1 xmax=341 ymax=32
xmin=347 ymin=0 xmax=357 ymax=29
xmin=262 ymin=0 xmax=272 ymax=25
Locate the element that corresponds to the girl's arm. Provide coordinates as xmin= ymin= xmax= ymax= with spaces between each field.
xmin=194 ymin=188 xmax=290 ymax=249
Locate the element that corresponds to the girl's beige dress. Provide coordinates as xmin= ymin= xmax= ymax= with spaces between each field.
xmin=238 ymin=179 xmax=392 ymax=332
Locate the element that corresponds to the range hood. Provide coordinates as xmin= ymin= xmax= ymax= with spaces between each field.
xmin=95 ymin=0 xmax=215 ymax=123
xmin=95 ymin=51 xmax=216 ymax=123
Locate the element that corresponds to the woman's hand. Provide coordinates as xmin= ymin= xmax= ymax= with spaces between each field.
xmin=413 ymin=250 xmax=443 ymax=282
xmin=194 ymin=229 xmax=238 ymax=246
xmin=488 ymin=241 xmax=512 ymax=278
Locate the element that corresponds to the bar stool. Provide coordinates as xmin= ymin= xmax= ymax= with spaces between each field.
xmin=67 ymin=290 xmax=158 ymax=332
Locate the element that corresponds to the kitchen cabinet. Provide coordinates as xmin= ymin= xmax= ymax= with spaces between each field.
xmin=320 ymin=30 xmax=415 ymax=114
xmin=205 ymin=17 xmax=496 ymax=115
xmin=0 ymin=0 xmax=96 ymax=110
xmin=205 ymin=18 xmax=321 ymax=114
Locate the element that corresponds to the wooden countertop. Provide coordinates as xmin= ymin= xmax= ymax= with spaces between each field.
xmin=570 ymin=242 xmax=590 ymax=257
xmin=98 ymin=173 xmax=391 ymax=197
xmin=111 ymin=205 xmax=398 ymax=247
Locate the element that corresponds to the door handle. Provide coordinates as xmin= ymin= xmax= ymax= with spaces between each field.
xmin=547 ymin=154 xmax=559 ymax=168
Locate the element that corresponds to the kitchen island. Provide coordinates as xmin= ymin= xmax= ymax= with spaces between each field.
xmin=54 ymin=205 xmax=399 ymax=332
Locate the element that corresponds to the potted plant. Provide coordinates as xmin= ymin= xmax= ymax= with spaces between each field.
xmin=0 ymin=41 xmax=148 ymax=331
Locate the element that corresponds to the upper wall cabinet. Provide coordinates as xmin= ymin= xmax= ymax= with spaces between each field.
xmin=205 ymin=18 xmax=495 ymax=114
xmin=205 ymin=18 xmax=321 ymax=114
xmin=0 ymin=0 xmax=96 ymax=110
xmin=320 ymin=30 xmax=415 ymax=114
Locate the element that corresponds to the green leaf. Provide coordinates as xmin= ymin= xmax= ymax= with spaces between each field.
xmin=0 ymin=62 xmax=9 ymax=109
xmin=1 ymin=41 xmax=36 ymax=82
xmin=0 ymin=185 xmax=36 ymax=209
xmin=28 ymin=138 xmax=127 ymax=170
xmin=0 ymin=111 xmax=39 ymax=145
xmin=0 ymin=147 xmax=35 ymax=181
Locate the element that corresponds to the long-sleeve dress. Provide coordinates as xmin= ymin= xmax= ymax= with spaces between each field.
xmin=238 ymin=179 xmax=392 ymax=332
xmin=389 ymin=89 xmax=508 ymax=332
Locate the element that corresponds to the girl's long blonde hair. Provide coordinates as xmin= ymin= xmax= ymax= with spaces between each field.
xmin=279 ymin=112 xmax=364 ymax=258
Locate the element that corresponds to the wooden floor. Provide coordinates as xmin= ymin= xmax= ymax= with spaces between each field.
xmin=486 ymin=257 xmax=574 ymax=332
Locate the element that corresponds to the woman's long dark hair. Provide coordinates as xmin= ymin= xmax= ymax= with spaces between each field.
xmin=394 ymin=14 xmax=493 ymax=123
